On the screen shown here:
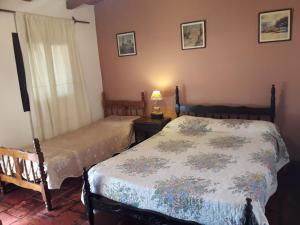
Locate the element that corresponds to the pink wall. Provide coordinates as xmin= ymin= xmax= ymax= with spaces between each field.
xmin=95 ymin=0 xmax=300 ymax=160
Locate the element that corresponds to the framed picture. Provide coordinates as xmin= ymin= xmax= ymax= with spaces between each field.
xmin=116 ymin=31 xmax=137 ymax=56
xmin=259 ymin=9 xmax=293 ymax=43
xmin=181 ymin=20 xmax=206 ymax=50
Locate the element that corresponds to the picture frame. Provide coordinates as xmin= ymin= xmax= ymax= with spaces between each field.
xmin=116 ymin=31 xmax=137 ymax=57
xmin=181 ymin=20 xmax=206 ymax=50
xmin=258 ymin=8 xmax=293 ymax=43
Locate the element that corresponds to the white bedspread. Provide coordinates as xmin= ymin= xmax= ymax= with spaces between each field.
xmin=0 ymin=116 xmax=138 ymax=189
xmin=86 ymin=116 xmax=289 ymax=225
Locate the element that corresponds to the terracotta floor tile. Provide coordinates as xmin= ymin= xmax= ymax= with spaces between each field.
xmin=1 ymin=189 xmax=36 ymax=206
xmin=6 ymin=199 xmax=43 ymax=219
xmin=52 ymin=211 xmax=86 ymax=225
xmin=69 ymin=202 xmax=86 ymax=214
xmin=0 ymin=202 xmax=11 ymax=213
xmin=0 ymin=212 xmax=18 ymax=225
xmin=39 ymin=200 xmax=74 ymax=218
xmin=15 ymin=215 xmax=53 ymax=225
xmin=65 ymin=190 xmax=82 ymax=202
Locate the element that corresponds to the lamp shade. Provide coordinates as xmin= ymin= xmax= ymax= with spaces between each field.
xmin=151 ymin=90 xmax=162 ymax=101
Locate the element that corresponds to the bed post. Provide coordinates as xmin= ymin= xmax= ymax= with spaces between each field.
xmin=83 ymin=167 xmax=94 ymax=225
xmin=244 ymin=198 xmax=255 ymax=225
xmin=102 ymin=92 xmax=107 ymax=117
xmin=34 ymin=138 xmax=52 ymax=211
xmin=141 ymin=92 xmax=146 ymax=116
xmin=175 ymin=86 xmax=180 ymax=117
xmin=270 ymin=84 xmax=276 ymax=123
xmin=0 ymin=181 xmax=6 ymax=195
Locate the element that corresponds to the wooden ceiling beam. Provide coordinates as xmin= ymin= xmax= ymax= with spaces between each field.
xmin=66 ymin=0 xmax=102 ymax=9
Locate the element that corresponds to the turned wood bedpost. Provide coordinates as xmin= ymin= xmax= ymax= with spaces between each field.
xmin=0 ymin=151 xmax=5 ymax=194
xmin=102 ymin=92 xmax=107 ymax=117
xmin=175 ymin=86 xmax=180 ymax=117
xmin=83 ymin=167 xmax=94 ymax=225
xmin=0 ymin=163 xmax=5 ymax=194
xmin=270 ymin=84 xmax=276 ymax=123
xmin=34 ymin=138 xmax=52 ymax=211
xmin=0 ymin=181 xmax=5 ymax=195
xmin=141 ymin=92 xmax=146 ymax=116
xmin=244 ymin=198 xmax=254 ymax=225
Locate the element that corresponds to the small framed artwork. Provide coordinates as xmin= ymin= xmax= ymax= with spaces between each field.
xmin=181 ymin=20 xmax=206 ymax=50
xmin=259 ymin=9 xmax=293 ymax=43
xmin=116 ymin=31 xmax=137 ymax=56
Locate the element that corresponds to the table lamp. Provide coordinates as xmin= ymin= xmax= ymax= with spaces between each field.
xmin=150 ymin=90 xmax=163 ymax=119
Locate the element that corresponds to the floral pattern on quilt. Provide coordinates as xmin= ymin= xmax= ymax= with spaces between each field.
xmin=221 ymin=119 xmax=253 ymax=129
xmin=177 ymin=118 xmax=212 ymax=136
xmin=262 ymin=130 xmax=289 ymax=161
xmin=86 ymin=116 xmax=289 ymax=225
xmin=102 ymin=182 xmax=145 ymax=207
xmin=251 ymin=150 xmax=277 ymax=184
xmin=262 ymin=128 xmax=280 ymax=144
xmin=117 ymin=156 xmax=169 ymax=177
xmin=230 ymin=172 xmax=268 ymax=205
xmin=185 ymin=153 xmax=236 ymax=172
xmin=208 ymin=135 xmax=250 ymax=149
xmin=152 ymin=176 xmax=216 ymax=215
xmin=156 ymin=139 xmax=195 ymax=154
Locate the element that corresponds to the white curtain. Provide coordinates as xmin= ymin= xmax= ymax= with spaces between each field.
xmin=16 ymin=13 xmax=91 ymax=140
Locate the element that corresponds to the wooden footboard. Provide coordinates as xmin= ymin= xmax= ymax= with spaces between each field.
xmin=0 ymin=138 xmax=52 ymax=210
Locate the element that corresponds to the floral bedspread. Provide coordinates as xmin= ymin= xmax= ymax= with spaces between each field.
xmin=86 ymin=116 xmax=289 ymax=225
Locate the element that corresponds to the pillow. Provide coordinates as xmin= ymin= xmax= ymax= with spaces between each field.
xmin=164 ymin=115 xmax=278 ymax=134
xmin=103 ymin=115 xmax=140 ymax=122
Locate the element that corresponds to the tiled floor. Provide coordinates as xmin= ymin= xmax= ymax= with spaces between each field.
xmin=0 ymin=178 xmax=87 ymax=225
xmin=0 ymin=162 xmax=299 ymax=225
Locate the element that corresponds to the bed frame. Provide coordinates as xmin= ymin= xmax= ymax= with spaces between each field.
xmin=103 ymin=92 xmax=146 ymax=117
xmin=176 ymin=85 xmax=276 ymax=122
xmin=83 ymin=85 xmax=276 ymax=225
xmin=0 ymin=139 xmax=51 ymax=210
xmin=0 ymin=92 xmax=146 ymax=211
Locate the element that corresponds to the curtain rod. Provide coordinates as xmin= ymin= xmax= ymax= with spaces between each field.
xmin=0 ymin=8 xmax=90 ymax=24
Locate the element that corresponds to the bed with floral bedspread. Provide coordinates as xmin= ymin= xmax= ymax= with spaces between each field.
xmin=85 ymin=115 xmax=289 ymax=225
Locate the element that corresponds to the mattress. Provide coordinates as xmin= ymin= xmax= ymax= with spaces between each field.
xmin=85 ymin=115 xmax=289 ymax=225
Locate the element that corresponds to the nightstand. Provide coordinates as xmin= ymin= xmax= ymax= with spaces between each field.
xmin=133 ymin=117 xmax=171 ymax=144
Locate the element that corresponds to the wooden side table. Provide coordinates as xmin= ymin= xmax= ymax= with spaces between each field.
xmin=133 ymin=117 xmax=171 ymax=144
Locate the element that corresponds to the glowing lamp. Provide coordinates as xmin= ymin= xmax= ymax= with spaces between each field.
xmin=150 ymin=90 xmax=163 ymax=119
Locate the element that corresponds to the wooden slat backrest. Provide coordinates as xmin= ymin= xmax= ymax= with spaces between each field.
xmin=102 ymin=92 xmax=146 ymax=117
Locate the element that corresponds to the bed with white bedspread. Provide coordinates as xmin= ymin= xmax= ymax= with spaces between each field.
xmin=28 ymin=115 xmax=139 ymax=189
xmin=0 ymin=91 xmax=146 ymax=211
xmin=85 ymin=116 xmax=289 ymax=225
xmin=0 ymin=115 xmax=138 ymax=189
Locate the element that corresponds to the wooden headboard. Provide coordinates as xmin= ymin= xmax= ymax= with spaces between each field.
xmin=103 ymin=92 xmax=146 ymax=117
xmin=175 ymin=85 xmax=276 ymax=122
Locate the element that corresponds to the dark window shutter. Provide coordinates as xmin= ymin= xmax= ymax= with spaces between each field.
xmin=12 ymin=32 xmax=31 ymax=112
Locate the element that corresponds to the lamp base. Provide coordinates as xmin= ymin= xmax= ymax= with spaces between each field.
xmin=151 ymin=111 xmax=164 ymax=120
